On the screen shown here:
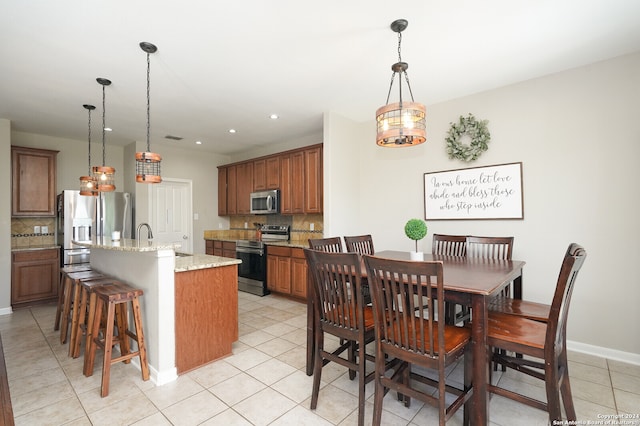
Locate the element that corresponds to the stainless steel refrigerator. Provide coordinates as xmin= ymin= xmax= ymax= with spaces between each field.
xmin=56 ymin=190 xmax=132 ymax=265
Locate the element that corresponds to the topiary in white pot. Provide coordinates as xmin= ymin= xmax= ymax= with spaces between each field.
xmin=404 ymin=218 xmax=428 ymax=260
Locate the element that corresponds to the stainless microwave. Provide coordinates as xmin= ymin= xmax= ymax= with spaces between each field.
xmin=250 ymin=190 xmax=279 ymax=214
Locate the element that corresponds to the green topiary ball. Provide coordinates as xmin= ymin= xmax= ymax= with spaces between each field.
xmin=405 ymin=219 xmax=427 ymax=252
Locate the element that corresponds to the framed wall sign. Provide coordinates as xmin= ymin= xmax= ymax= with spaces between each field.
xmin=424 ymin=162 xmax=524 ymax=220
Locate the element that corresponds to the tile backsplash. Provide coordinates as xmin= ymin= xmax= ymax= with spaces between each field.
xmin=11 ymin=217 xmax=56 ymax=248
xmin=204 ymin=214 xmax=324 ymax=244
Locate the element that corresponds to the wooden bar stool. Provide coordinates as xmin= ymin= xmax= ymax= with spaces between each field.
xmin=59 ymin=270 xmax=105 ymax=344
xmin=55 ymin=264 xmax=92 ymax=331
xmin=69 ymin=277 xmax=116 ymax=359
xmin=85 ymin=282 xmax=150 ymax=397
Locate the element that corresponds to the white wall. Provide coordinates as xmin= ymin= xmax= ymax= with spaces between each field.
xmin=324 ymin=52 xmax=640 ymax=361
xmin=0 ymin=120 xmax=11 ymax=313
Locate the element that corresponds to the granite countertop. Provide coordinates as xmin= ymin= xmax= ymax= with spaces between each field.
xmin=175 ymin=254 xmax=241 ymax=272
xmin=74 ymin=238 xmax=181 ymax=252
xmin=11 ymin=245 xmax=60 ymax=252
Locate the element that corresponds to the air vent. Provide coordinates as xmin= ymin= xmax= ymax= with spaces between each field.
xmin=164 ymin=135 xmax=183 ymax=141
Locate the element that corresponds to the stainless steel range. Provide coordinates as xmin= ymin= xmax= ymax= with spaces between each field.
xmin=236 ymin=224 xmax=290 ymax=296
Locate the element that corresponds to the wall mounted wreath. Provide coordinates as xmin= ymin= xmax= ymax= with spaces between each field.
xmin=445 ymin=113 xmax=491 ymax=162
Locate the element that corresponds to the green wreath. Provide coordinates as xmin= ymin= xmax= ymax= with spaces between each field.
xmin=445 ymin=114 xmax=491 ymax=162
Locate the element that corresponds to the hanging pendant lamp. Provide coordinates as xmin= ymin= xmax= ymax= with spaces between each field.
xmin=136 ymin=41 xmax=162 ymax=183
xmin=92 ymin=77 xmax=116 ymax=191
xmin=375 ymin=19 xmax=426 ymax=147
xmin=79 ymin=104 xmax=98 ymax=196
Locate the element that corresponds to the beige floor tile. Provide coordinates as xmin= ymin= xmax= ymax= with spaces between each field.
xmin=246 ymin=358 xmax=297 ymax=386
xmin=161 ymin=390 xmax=228 ymax=426
xmin=255 ymin=337 xmax=298 ymax=358
xmin=275 ymin=345 xmax=309 ymax=370
xmin=13 ymin=395 xmax=87 ymax=426
xmin=368 ymin=390 xmax=424 ymax=421
xmin=570 ymin=376 xmax=616 ymax=409
xmin=614 ymin=388 xmax=640 ymax=414
xmin=239 ymin=329 xmax=278 ymax=347
xmin=11 ymin=378 xmax=76 ymax=417
xmin=233 ymin=387 xmax=297 ymax=426
xmin=187 ymin=359 xmax=242 ymax=388
xmin=270 ymin=404 xmax=334 ymax=425
xmin=224 ymin=347 xmax=272 ymax=371
xmin=611 ymin=370 xmax=640 ymax=394
xmin=302 ymin=384 xmax=359 ymax=424
xmin=200 ymin=408 xmax=253 ymax=425
xmin=131 ymin=411 xmax=174 ymax=425
xmin=7 ymin=366 xmax=67 ymax=397
xmin=209 ymin=372 xmax=267 ymax=406
xmin=488 ymin=394 xmax=550 ymax=426
xmin=271 ymin=369 xmax=325 ymax=404
xmin=609 ymin=359 xmax=640 ymax=378
xmin=143 ymin=374 xmax=206 ymax=410
xmin=87 ymin=392 xmax=159 ymax=426
xmin=261 ymin=322 xmax=298 ymax=338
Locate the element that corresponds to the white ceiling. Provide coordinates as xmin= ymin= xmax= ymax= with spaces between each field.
xmin=1 ymin=0 xmax=639 ymax=156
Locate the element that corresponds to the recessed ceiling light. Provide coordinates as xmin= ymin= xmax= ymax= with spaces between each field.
xmin=104 ymin=127 xmax=112 ymax=132
xmin=269 ymin=114 xmax=279 ymax=120
xmin=195 ymin=140 xmax=202 ymax=145
xmin=229 ymin=129 xmax=236 ymax=133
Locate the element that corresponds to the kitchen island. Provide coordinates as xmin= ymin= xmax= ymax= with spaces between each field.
xmin=75 ymin=238 xmax=241 ymax=384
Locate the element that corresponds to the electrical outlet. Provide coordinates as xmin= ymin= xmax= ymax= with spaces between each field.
xmin=244 ymin=222 xmax=248 ymax=229
xmin=34 ymin=226 xmax=41 ymax=234
xmin=41 ymin=226 xmax=49 ymax=234
xmin=310 ymin=223 xmax=314 ymax=231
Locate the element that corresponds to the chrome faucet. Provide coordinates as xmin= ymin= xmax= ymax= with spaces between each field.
xmin=136 ymin=223 xmax=153 ymax=241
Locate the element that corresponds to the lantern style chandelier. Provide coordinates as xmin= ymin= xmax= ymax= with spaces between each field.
xmin=92 ymin=77 xmax=116 ymax=191
xmin=79 ymin=104 xmax=98 ymax=196
xmin=375 ymin=19 xmax=426 ymax=147
xmin=135 ymin=41 xmax=162 ymax=183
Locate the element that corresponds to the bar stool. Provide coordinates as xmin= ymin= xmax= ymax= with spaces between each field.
xmin=55 ymin=264 xmax=92 ymax=331
xmin=59 ymin=270 xmax=105 ymax=344
xmin=69 ymin=277 xmax=116 ymax=359
xmin=85 ymin=282 xmax=150 ymax=397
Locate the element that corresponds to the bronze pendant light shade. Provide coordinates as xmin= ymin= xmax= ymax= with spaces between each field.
xmin=92 ymin=77 xmax=116 ymax=191
xmin=136 ymin=41 xmax=162 ymax=183
xmin=375 ymin=19 xmax=426 ymax=147
xmin=79 ymin=104 xmax=98 ymax=196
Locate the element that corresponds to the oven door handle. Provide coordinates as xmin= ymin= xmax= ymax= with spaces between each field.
xmin=236 ymin=246 xmax=264 ymax=256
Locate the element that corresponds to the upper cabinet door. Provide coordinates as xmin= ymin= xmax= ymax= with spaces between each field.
xmin=304 ymin=146 xmax=323 ymax=213
xmin=11 ymin=146 xmax=58 ymax=217
xmin=218 ymin=167 xmax=228 ymax=216
xmin=265 ymin=156 xmax=280 ymax=190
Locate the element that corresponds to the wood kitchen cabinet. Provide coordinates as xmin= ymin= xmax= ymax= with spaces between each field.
xmin=11 ymin=146 xmax=58 ymax=217
xmin=205 ymin=239 xmax=235 ymax=258
xmin=217 ymin=144 xmax=322 ymax=216
xmin=217 ymin=167 xmax=228 ymax=216
xmin=11 ymin=248 xmax=59 ymax=308
xmin=266 ymin=245 xmax=307 ymax=299
xmin=254 ymin=157 xmax=280 ymax=191
xmin=236 ymin=162 xmax=253 ymax=214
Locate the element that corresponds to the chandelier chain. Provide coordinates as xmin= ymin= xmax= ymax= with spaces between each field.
xmin=87 ymin=108 xmax=92 ymax=174
xmin=146 ymin=51 xmax=151 ymax=152
xmin=101 ymin=83 xmax=106 ymax=166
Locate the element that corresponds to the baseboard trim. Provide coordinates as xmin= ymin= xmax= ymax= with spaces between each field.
xmin=568 ymin=339 xmax=640 ymax=366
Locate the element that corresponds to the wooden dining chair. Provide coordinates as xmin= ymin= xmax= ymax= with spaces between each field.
xmin=308 ymin=236 xmax=343 ymax=253
xmin=432 ymin=233 xmax=467 ymax=257
xmin=363 ymin=254 xmax=473 ymax=426
xmin=344 ymin=234 xmax=375 ymax=255
xmin=432 ymin=234 xmax=468 ymax=325
xmin=466 ymin=235 xmax=514 ymax=261
xmin=488 ymin=243 xmax=586 ymax=424
xmin=304 ymin=249 xmax=382 ymax=426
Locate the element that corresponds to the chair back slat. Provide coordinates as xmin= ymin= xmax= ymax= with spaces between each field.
xmin=363 ymin=255 xmax=444 ymax=358
xmin=304 ymin=250 xmax=364 ymax=331
xmin=344 ymin=235 xmax=375 ymax=255
xmin=548 ymin=243 xmax=587 ymax=352
xmin=308 ymin=237 xmax=343 ymax=253
xmin=466 ymin=236 xmax=514 ymax=260
xmin=432 ymin=234 xmax=467 ymax=256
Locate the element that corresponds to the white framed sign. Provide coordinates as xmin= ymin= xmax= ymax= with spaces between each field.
xmin=424 ymin=162 xmax=524 ymax=220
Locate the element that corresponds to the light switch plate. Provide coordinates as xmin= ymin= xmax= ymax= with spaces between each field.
xmin=41 ymin=226 xmax=49 ymax=234
xmin=34 ymin=226 xmax=41 ymax=234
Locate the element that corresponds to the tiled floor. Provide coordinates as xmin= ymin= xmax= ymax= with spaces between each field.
xmin=1 ymin=291 xmax=639 ymax=425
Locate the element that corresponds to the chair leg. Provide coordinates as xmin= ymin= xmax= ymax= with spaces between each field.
xmin=71 ymin=286 xmax=89 ymax=358
xmin=101 ymin=300 xmax=117 ymax=397
xmin=357 ymin=337 xmax=366 ymax=426
xmin=59 ymin=276 xmax=73 ymax=344
xmin=310 ymin=325 xmax=323 ymax=410
xmin=372 ymin=365 xmax=385 ymax=426
xmin=348 ymin=341 xmax=356 ymax=380
xmin=54 ymin=271 xmax=65 ymax=331
xmin=544 ymin=361 xmax=563 ymax=423
xmin=131 ymin=296 xmax=150 ymax=381
xmin=559 ymin=351 xmax=576 ymax=421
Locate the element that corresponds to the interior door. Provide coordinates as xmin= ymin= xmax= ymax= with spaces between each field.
xmin=149 ymin=179 xmax=193 ymax=253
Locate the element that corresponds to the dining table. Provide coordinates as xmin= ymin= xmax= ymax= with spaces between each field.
xmin=305 ymin=250 xmax=525 ymax=426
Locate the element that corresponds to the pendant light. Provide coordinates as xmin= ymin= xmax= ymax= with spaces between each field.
xmin=135 ymin=41 xmax=162 ymax=183
xmin=375 ymin=19 xmax=426 ymax=147
xmin=92 ymin=77 xmax=116 ymax=191
xmin=79 ymin=104 xmax=98 ymax=196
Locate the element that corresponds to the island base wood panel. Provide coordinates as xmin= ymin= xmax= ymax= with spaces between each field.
xmin=174 ymin=265 xmax=239 ymax=374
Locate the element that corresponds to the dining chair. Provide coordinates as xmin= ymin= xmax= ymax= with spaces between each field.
xmin=363 ymin=254 xmax=473 ymax=426
xmin=431 ymin=234 xmax=469 ymax=325
xmin=344 ymin=234 xmax=375 ymax=255
xmin=308 ymin=236 xmax=343 ymax=253
xmin=488 ymin=243 xmax=586 ymax=423
xmin=432 ymin=233 xmax=467 ymax=257
xmin=304 ymin=249 xmax=387 ymax=426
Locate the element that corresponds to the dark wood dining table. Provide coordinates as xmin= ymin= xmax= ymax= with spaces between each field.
xmin=305 ymin=250 xmax=525 ymax=426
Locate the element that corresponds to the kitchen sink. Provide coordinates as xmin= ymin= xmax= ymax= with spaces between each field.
xmin=175 ymin=252 xmax=193 ymax=257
